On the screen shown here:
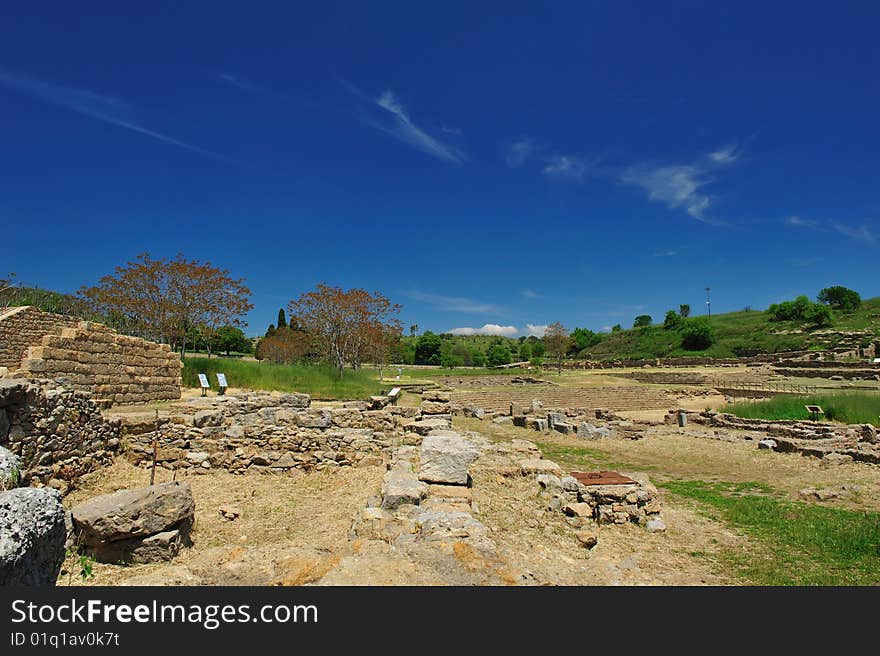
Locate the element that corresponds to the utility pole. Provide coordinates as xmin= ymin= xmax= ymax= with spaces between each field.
xmin=705 ymin=287 xmax=711 ymax=317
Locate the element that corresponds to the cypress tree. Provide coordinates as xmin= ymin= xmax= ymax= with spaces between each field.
xmin=277 ymin=308 xmax=288 ymax=329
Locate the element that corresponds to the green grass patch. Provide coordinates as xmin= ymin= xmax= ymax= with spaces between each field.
xmin=662 ymin=479 xmax=880 ymax=585
xmin=182 ymin=357 xmax=382 ymax=399
xmin=729 ymin=393 xmax=880 ymax=426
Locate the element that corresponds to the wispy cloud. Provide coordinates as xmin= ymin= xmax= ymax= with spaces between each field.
xmin=708 ymin=144 xmax=739 ymax=164
xmin=370 ymin=90 xmax=465 ymax=163
xmin=403 ymin=290 xmax=503 ymax=314
xmin=506 ymin=138 xmax=535 ymax=167
xmin=651 ymin=250 xmax=678 ymax=257
xmin=785 ymin=216 xmax=876 ymax=243
xmin=0 ymin=68 xmax=249 ymax=166
xmin=521 ymin=289 xmax=540 ymax=299
xmin=830 ymin=222 xmax=875 ymax=243
xmin=525 ymin=323 xmax=548 ymax=337
xmin=336 ymin=80 xmax=465 ymax=164
xmin=449 ymin=324 xmax=518 ymax=336
xmin=785 ymin=215 xmax=819 ymax=228
xmin=542 ymin=155 xmax=592 ymax=182
xmin=621 ymin=144 xmax=740 ymax=223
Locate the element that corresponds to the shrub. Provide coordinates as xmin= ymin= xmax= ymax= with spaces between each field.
xmin=663 ymin=310 xmax=682 ymax=330
xmin=633 ymin=315 xmax=653 ymax=328
xmin=680 ymin=317 xmax=715 ymax=350
xmin=804 ymin=302 xmax=834 ymax=327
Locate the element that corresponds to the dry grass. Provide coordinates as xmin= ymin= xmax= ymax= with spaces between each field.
xmin=471 ymin=462 xmax=739 ymax=585
xmin=60 ymin=460 xmax=384 ymax=586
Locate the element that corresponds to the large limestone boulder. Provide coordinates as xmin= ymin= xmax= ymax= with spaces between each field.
xmin=70 ymin=481 xmax=194 ymax=563
xmin=0 ymin=487 xmax=67 ymax=585
xmin=0 ymin=445 xmax=21 ymax=490
xmin=418 ymin=433 xmax=480 ymax=485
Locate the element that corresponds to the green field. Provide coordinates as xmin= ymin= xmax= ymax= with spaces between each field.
xmin=182 ymin=357 xmax=383 ymax=399
xmin=663 ymin=480 xmax=880 ymax=585
xmin=583 ymin=297 xmax=880 ymax=360
xmin=729 ymin=393 xmax=880 ymax=426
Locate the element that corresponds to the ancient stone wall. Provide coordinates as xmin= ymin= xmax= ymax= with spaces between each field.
xmin=0 ymin=306 xmax=79 ymax=369
xmin=0 ymin=379 xmax=121 ymax=493
xmin=118 ymin=392 xmax=420 ymax=475
xmin=16 ymin=320 xmax=182 ymax=404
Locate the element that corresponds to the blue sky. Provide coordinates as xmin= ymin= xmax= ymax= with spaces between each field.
xmin=2 ymin=2 xmax=879 ymax=337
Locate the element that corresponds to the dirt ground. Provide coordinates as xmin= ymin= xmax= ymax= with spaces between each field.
xmin=59 ymin=367 xmax=880 ymax=586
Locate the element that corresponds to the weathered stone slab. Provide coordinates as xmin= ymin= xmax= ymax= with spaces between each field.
xmin=71 ymin=481 xmax=195 ymax=546
xmin=0 ymin=446 xmax=21 ymax=490
xmin=519 ymin=459 xmax=562 ymax=476
xmin=418 ymin=434 xmax=479 ymax=485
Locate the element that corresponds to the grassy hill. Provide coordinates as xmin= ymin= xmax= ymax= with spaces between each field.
xmin=581 ymin=297 xmax=880 ymax=361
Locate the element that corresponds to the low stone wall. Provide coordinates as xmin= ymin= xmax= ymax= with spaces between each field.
xmin=119 ymin=393 xmax=420 ymax=474
xmin=669 ymin=409 xmax=880 ymax=464
xmin=17 ymin=320 xmax=182 ymax=404
xmin=0 ymin=379 xmax=121 ymax=493
xmin=0 ymin=306 xmax=79 ymax=369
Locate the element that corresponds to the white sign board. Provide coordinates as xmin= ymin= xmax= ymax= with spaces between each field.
xmin=388 ymin=387 xmax=401 ymax=398
xmin=216 ymin=373 xmax=228 ymax=388
xmin=873 ymin=358 xmax=880 ymax=364
xmin=198 ymin=374 xmax=210 ymax=388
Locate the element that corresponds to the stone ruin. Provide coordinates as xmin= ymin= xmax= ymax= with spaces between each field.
xmin=669 ymin=408 xmax=880 ymax=465
xmin=456 ymin=397 xmax=651 ymax=440
xmin=0 ymin=306 xmax=182 ymax=405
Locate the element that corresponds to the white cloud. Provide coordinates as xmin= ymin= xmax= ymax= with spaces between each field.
xmin=542 ymin=155 xmax=591 ymax=182
xmin=621 ymin=164 xmax=713 ymax=221
xmin=450 ymin=324 xmax=518 ymax=336
xmin=651 ymin=250 xmax=678 ymax=257
xmin=506 ymin=138 xmax=535 ymax=167
xmin=621 ymin=144 xmax=739 ymax=223
xmin=371 ymin=89 xmax=465 ymax=164
xmin=404 ymin=290 xmax=503 ymax=314
xmin=525 ymin=323 xmax=548 ymax=337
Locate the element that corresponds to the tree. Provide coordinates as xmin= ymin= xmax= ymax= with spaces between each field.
xmin=611 ymin=324 xmax=622 ymax=332
xmin=277 ymin=308 xmax=288 ymax=329
xmin=79 ymin=253 xmax=252 ymax=358
xmin=570 ymin=327 xmax=601 ymax=354
xmin=680 ymin=317 xmax=715 ymax=350
xmin=409 ymin=324 xmax=419 ymax=337
xmin=633 ymin=315 xmax=652 ymax=328
xmin=414 ymin=331 xmax=442 ymax=365
xmin=543 ymin=322 xmax=569 ymax=374
xmin=364 ymin=319 xmax=403 ymax=380
xmin=486 ymin=343 xmax=512 ymax=367
xmin=288 ymin=283 xmax=401 ymax=377
xmin=0 ymin=272 xmax=15 ymax=302
xmin=255 ymin=329 xmax=312 ymax=364
xmin=817 ymin=286 xmax=861 ymax=312
xmin=518 ymin=341 xmax=533 ymax=361
xmin=679 ymin=304 xmax=691 ymax=318
xmin=266 ymin=324 xmax=276 ymax=337
xmin=663 ymin=310 xmax=682 ymax=330
xmin=214 ymin=325 xmax=252 ymax=355
xmin=470 ymin=349 xmax=487 ymax=367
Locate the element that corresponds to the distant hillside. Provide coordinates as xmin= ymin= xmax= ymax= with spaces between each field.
xmin=581 ymin=297 xmax=880 ymax=361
